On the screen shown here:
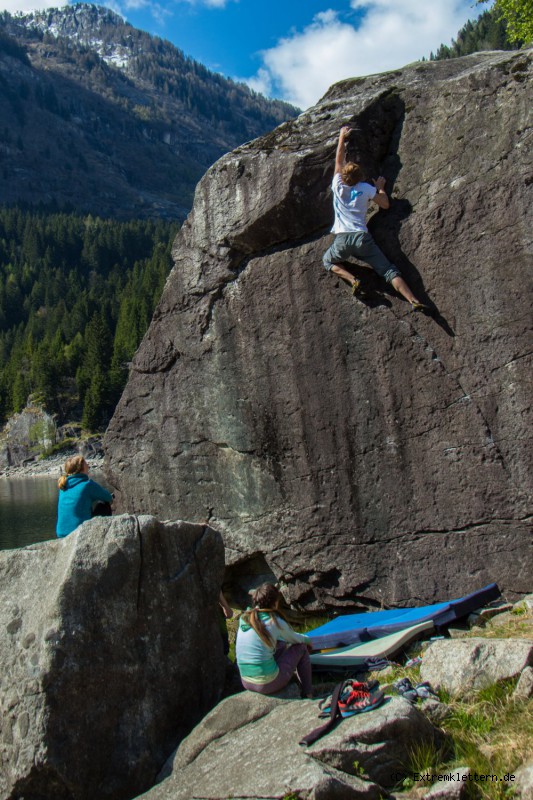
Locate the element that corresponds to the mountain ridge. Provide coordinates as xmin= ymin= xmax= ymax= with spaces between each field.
xmin=0 ymin=4 xmax=299 ymax=220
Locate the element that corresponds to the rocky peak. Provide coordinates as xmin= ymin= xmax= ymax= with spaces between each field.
xmin=10 ymin=4 xmax=124 ymax=41
xmin=7 ymin=4 xmax=134 ymax=70
xmin=0 ymin=5 xmax=298 ymax=218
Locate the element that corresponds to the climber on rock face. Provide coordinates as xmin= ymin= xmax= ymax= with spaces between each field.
xmin=323 ymin=125 xmax=429 ymax=311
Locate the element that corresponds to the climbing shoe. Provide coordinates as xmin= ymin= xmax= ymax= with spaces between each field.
xmin=393 ymin=677 xmax=418 ymax=704
xmin=338 ymin=685 xmax=384 ymax=717
xmin=410 ymin=301 xmax=430 ymax=312
xmin=352 ymin=279 xmax=362 ymax=296
xmin=319 ymin=680 xmax=381 ymax=717
xmin=414 ymin=682 xmax=439 ymax=700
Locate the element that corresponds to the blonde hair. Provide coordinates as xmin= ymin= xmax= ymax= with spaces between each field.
xmin=58 ymin=455 xmax=86 ymax=490
xmin=341 ymin=162 xmax=364 ymax=186
xmin=241 ymin=583 xmax=287 ymax=648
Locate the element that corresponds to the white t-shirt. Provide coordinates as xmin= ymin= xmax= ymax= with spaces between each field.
xmin=331 ymin=173 xmax=376 ymax=234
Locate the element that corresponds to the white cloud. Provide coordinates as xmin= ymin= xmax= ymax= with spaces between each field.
xmin=0 ymin=0 xmax=232 ymax=10
xmin=180 ymin=0 xmax=234 ymax=6
xmin=245 ymin=66 xmax=273 ymax=97
xmin=247 ymin=1 xmax=486 ymax=109
xmin=0 ymin=0 xmax=67 ymax=11
xmin=119 ymin=0 xmax=172 ymax=25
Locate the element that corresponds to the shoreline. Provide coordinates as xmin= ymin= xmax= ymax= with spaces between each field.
xmin=0 ymin=453 xmax=105 ymax=480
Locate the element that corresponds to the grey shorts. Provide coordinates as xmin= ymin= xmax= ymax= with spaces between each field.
xmin=323 ymin=231 xmax=401 ymax=284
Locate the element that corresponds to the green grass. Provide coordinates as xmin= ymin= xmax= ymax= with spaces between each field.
xmin=405 ymin=684 xmax=530 ymax=799
xmin=464 ymin=615 xmax=532 ymax=640
xmin=395 ymin=680 xmax=532 ymax=800
xmin=377 ymin=615 xmax=533 ymax=800
xmin=403 ymin=739 xmax=451 ymax=787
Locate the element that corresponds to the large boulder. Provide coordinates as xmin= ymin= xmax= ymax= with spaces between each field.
xmin=0 ymin=403 xmax=57 ymax=471
xmin=419 ymin=637 xmax=533 ymax=695
xmin=138 ymin=692 xmax=444 ymax=800
xmin=0 ymin=515 xmax=226 ymax=800
xmin=105 ymin=49 xmax=533 ymax=609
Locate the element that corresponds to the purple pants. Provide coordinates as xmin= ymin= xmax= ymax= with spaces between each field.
xmin=241 ymin=643 xmax=312 ymax=696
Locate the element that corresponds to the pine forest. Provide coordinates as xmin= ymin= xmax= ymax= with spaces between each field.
xmin=0 ymin=208 xmax=178 ymax=431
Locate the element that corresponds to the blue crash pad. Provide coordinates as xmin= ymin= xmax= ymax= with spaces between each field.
xmin=308 ymin=582 xmax=500 ymax=650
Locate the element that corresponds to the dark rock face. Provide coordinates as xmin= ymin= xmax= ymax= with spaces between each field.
xmin=105 ymin=50 xmax=533 ymax=609
xmin=0 ymin=516 xmax=226 ymax=800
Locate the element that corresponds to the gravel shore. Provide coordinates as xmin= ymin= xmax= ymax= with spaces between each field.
xmin=0 ymin=453 xmax=105 ymax=480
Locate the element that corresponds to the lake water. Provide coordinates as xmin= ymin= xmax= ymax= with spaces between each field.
xmin=0 ymin=475 xmax=58 ymax=550
xmin=0 ymin=472 xmax=109 ymax=551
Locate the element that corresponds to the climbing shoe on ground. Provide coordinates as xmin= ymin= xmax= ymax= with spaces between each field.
xmin=394 ymin=677 xmax=418 ymax=704
xmin=338 ymin=685 xmax=384 ymax=717
xmin=318 ymin=680 xmax=380 ymax=717
xmin=352 ymin=279 xmax=362 ymax=296
xmin=410 ymin=301 xmax=430 ymax=312
xmin=414 ymin=682 xmax=439 ymax=700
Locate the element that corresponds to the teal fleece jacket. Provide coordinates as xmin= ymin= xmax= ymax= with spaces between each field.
xmin=236 ymin=612 xmax=310 ymax=684
xmin=56 ymin=474 xmax=112 ymax=538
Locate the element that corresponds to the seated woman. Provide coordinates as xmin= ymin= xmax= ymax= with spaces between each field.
xmin=236 ymin=583 xmax=313 ymax=698
xmin=56 ymin=455 xmax=113 ymax=538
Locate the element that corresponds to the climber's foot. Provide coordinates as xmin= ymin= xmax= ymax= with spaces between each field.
xmin=352 ymin=279 xmax=362 ymax=296
xmin=411 ymin=300 xmax=430 ymax=312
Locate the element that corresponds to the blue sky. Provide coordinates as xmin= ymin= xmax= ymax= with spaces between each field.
xmin=3 ymin=0 xmax=490 ymax=108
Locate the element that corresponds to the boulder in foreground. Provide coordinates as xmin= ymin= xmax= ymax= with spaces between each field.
xmin=139 ymin=692 xmax=443 ymax=800
xmin=0 ymin=515 xmax=226 ymax=800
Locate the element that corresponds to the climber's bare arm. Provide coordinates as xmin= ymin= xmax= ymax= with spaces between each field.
xmin=334 ymin=126 xmax=352 ymax=175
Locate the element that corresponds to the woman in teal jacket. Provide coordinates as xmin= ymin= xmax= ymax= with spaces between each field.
xmin=56 ymin=455 xmax=113 ymax=538
xmin=236 ymin=583 xmax=313 ymax=697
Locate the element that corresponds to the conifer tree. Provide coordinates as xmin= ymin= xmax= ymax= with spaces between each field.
xmin=0 ymin=207 xmax=178 ymax=430
xmin=477 ymin=0 xmax=533 ymax=42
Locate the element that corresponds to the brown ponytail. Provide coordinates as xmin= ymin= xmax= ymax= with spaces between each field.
xmin=58 ymin=455 xmax=86 ymax=490
xmin=242 ymin=583 xmax=287 ymax=648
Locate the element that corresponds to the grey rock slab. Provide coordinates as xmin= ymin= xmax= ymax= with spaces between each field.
xmin=513 ymin=666 xmax=533 ymax=700
xmin=419 ymin=638 xmax=533 ymax=695
xmin=138 ymin=694 xmax=444 ymax=800
xmin=307 ymin=696 xmax=444 ymax=789
xmin=419 ymin=698 xmax=452 ymax=724
xmin=467 ymin=606 xmax=518 ymax=629
xmin=0 ymin=404 xmax=57 ymax=470
xmin=515 ymin=761 xmax=533 ymax=800
xmin=423 ymin=767 xmax=470 ymax=800
xmin=486 ymin=611 xmax=515 ymax=628
xmin=477 ymin=603 xmax=513 ymax=620
xmin=105 ymin=48 xmax=533 ymax=610
xmin=0 ymin=515 xmax=227 ymax=800
xmin=447 ymin=627 xmax=470 ymax=639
